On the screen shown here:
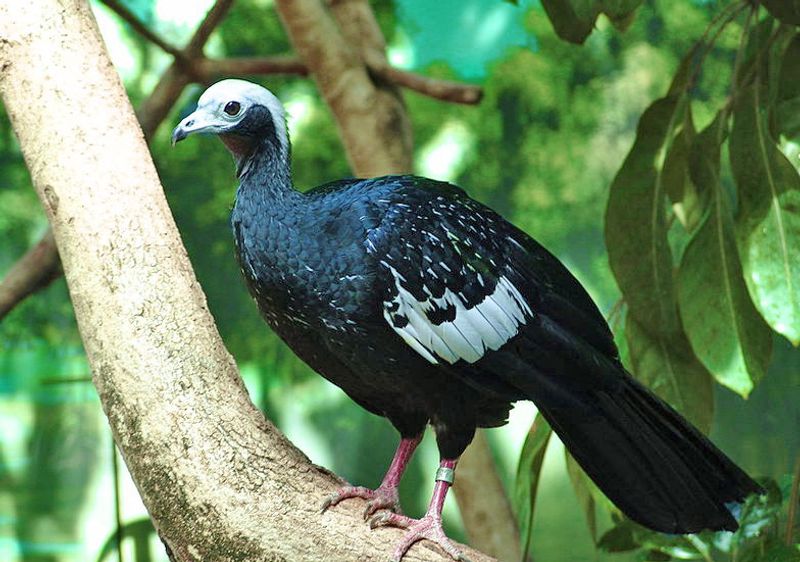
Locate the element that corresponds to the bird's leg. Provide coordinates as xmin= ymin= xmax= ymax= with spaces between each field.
xmin=369 ymin=458 xmax=470 ymax=562
xmin=322 ymin=433 xmax=422 ymax=519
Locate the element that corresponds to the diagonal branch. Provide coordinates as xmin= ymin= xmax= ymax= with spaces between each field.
xmin=99 ymin=0 xmax=185 ymax=61
xmin=0 ymin=229 xmax=60 ymax=320
xmin=0 ymin=0 xmax=234 ymax=321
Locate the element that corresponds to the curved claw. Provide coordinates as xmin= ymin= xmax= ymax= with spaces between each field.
xmin=370 ymin=511 xmax=469 ymax=562
xmin=321 ymin=485 xmax=403 ymax=518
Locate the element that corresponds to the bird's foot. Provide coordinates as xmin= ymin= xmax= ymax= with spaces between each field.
xmin=321 ymin=484 xmax=403 ymax=519
xmin=369 ymin=511 xmax=472 ymax=562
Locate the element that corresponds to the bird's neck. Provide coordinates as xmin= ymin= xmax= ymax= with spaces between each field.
xmin=232 ymin=135 xmax=300 ymax=210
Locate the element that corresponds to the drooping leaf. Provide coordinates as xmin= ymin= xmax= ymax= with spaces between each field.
xmin=540 ymin=0 xmax=598 ymax=44
xmin=597 ymin=517 xmax=641 ymax=553
xmin=565 ymin=451 xmax=597 ymax=541
xmin=777 ymin=34 xmax=800 ymax=103
xmin=730 ymin=84 xmax=800 ymax=345
xmin=514 ymin=413 xmax=552 ymax=561
xmin=766 ymin=25 xmax=796 ymax=112
xmin=599 ymin=0 xmax=643 ymax=32
xmin=606 ymin=95 xmax=689 ymax=338
xmin=775 ymin=34 xmax=800 ymax=138
xmin=735 ymin=14 xmax=776 ymax=88
xmin=625 ymin=314 xmax=714 ymax=433
xmin=678 ymin=113 xmax=773 ymax=397
xmin=762 ymin=0 xmax=800 ymax=26
xmin=540 ymin=0 xmax=643 ymax=44
xmin=663 ymin=104 xmax=707 ymax=231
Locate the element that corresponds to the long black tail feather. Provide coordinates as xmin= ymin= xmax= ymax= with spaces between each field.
xmin=537 ymin=374 xmax=763 ymax=533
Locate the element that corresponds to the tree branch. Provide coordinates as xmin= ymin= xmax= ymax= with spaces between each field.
xmin=370 ymin=62 xmax=483 ymax=105
xmin=0 ymin=229 xmax=60 ymax=320
xmin=99 ymin=0 xmax=185 ymax=61
xmin=453 ymin=430 xmax=522 ymax=561
xmin=0 ymin=0 xmax=234 ymax=321
xmin=136 ymin=0 xmax=235 ymax=138
xmin=195 ymin=55 xmax=309 ymax=78
xmin=0 ymin=1 xmax=495 ymax=560
xmin=277 ymin=0 xmax=412 ymax=174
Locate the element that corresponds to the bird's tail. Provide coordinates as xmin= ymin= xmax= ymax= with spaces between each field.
xmin=536 ymin=373 xmax=762 ymax=533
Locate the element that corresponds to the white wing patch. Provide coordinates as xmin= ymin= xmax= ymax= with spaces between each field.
xmin=381 ymin=264 xmax=532 ymax=365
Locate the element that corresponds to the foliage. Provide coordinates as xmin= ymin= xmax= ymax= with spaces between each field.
xmin=0 ymin=0 xmax=798 ymax=561
xmin=597 ymin=475 xmax=800 ymax=562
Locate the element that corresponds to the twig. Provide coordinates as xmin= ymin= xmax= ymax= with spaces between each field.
xmin=0 ymin=229 xmax=60 ymax=320
xmin=196 ymin=55 xmax=309 ymax=78
xmin=197 ymin=54 xmax=483 ymax=104
xmin=186 ymin=0 xmax=235 ymax=55
xmin=100 ymin=0 xmax=185 ymax=61
xmin=371 ymin=62 xmax=482 ymax=105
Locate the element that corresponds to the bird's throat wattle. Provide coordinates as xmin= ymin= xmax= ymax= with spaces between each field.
xmin=220 ymin=133 xmax=256 ymax=161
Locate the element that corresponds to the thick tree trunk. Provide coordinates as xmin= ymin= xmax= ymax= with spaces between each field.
xmin=0 ymin=1 xmax=494 ymax=561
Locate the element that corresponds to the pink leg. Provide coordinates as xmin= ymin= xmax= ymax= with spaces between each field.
xmin=369 ymin=458 xmax=470 ymax=562
xmin=322 ymin=434 xmax=422 ymax=519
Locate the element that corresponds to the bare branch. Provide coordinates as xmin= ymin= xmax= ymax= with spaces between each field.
xmin=186 ymin=0 xmax=235 ymax=55
xmin=371 ymin=63 xmax=483 ymax=105
xmin=196 ymin=54 xmax=482 ymax=105
xmin=0 ymin=0 xmax=235 ymax=321
xmin=99 ymin=0 xmax=185 ymax=61
xmin=137 ymin=0 xmax=235 ymax=137
xmin=196 ymin=55 xmax=309 ymax=79
xmin=0 ymin=229 xmax=60 ymax=320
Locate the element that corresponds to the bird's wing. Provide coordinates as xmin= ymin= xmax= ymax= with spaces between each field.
xmin=364 ymin=178 xmax=618 ymax=378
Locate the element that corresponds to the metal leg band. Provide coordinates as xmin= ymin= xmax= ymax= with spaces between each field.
xmin=434 ymin=466 xmax=455 ymax=484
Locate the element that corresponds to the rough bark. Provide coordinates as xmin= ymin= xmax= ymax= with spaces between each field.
xmin=276 ymin=0 xmax=412 ymax=175
xmin=0 ymin=1 xmax=495 ymax=561
xmin=0 ymin=0 xmax=233 ymax=321
xmin=0 ymin=229 xmax=60 ymax=320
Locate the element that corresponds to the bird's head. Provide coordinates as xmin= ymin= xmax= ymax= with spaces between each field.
xmin=171 ymin=79 xmax=289 ymax=163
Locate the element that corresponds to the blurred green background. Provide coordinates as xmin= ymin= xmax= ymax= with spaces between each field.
xmin=1 ymin=0 xmax=798 ymax=561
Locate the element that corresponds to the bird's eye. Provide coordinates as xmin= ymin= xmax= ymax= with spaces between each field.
xmin=224 ymin=101 xmax=241 ymax=116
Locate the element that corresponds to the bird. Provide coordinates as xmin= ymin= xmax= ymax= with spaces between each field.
xmin=172 ymin=79 xmax=762 ymax=562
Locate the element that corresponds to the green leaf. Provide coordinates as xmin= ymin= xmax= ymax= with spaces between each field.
xmin=625 ymin=314 xmax=714 ymax=433
xmin=606 ymin=95 xmax=689 ymax=338
xmin=776 ymin=97 xmax=800 ymax=139
xmin=540 ymin=0 xmax=643 ymax=44
xmin=514 ymin=413 xmax=552 ymax=561
xmin=540 ymin=0 xmax=597 ymax=44
xmin=775 ymin=34 xmax=800 ymax=138
xmin=599 ymin=0 xmax=643 ymax=32
xmin=777 ymin=34 xmax=800 ymax=103
xmin=762 ymin=0 xmax=800 ymax=26
xmin=735 ymin=15 xmax=776 ymax=89
xmin=664 ymin=104 xmax=707 ymax=232
xmin=597 ymin=518 xmax=641 ymax=553
xmin=565 ymin=451 xmax=597 ymax=541
xmin=730 ymin=84 xmax=800 ymax=345
xmin=678 ymin=114 xmax=773 ymax=397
